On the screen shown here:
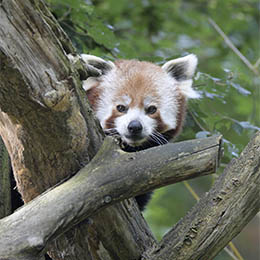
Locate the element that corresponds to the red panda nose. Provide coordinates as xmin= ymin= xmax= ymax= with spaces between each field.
xmin=128 ymin=120 xmax=143 ymax=135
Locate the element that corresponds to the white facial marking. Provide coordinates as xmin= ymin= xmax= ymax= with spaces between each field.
xmin=82 ymin=77 xmax=98 ymax=91
xmin=143 ymin=96 xmax=157 ymax=108
xmin=115 ymin=107 xmax=156 ymax=145
xmin=117 ymin=95 xmax=132 ymax=107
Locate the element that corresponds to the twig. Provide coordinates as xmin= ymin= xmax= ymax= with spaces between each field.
xmin=208 ymin=18 xmax=259 ymax=76
xmin=183 ymin=181 xmax=199 ymax=201
xmin=254 ymin=57 xmax=260 ymax=68
xmin=188 ymin=110 xmax=208 ymax=132
xmin=229 ymin=242 xmax=244 ymax=260
xmin=224 ymin=247 xmax=240 ymax=260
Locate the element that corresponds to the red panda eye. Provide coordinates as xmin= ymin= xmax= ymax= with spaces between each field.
xmin=116 ymin=105 xmax=127 ymax=113
xmin=146 ymin=105 xmax=157 ymax=114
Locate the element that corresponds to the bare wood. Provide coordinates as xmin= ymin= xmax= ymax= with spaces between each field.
xmin=0 ymin=135 xmax=221 ymax=259
xmin=146 ymin=131 xmax=260 ymax=260
xmin=0 ymin=0 xmax=154 ymax=259
xmin=1 ymin=1 xmax=256 ymax=260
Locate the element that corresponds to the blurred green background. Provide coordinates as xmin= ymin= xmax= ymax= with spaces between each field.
xmin=47 ymin=0 xmax=259 ymax=259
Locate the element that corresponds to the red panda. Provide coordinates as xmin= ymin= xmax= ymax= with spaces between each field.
xmin=80 ymin=54 xmax=199 ymax=210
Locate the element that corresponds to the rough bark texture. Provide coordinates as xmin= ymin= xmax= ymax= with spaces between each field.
xmin=0 ymin=137 xmax=11 ymax=218
xmin=0 ymin=1 xmax=259 ymax=260
xmin=0 ymin=136 xmax=221 ymax=259
xmin=145 ymin=131 xmax=260 ymax=260
xmin=0 ymin=1 xmax=154 ymax=259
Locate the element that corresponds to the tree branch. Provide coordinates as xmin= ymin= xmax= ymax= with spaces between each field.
xmin=0 ymin=1 xmax=154 ymax=259
xmin=0 ymin=135 xmax=221 ymax=259
xmin=146 ymin=131 xmax=260 ymax=260
xmin=208 ymin=18 xmax=259 ymax=76
xmin=1 ymin=1 xmax=256 ymax=260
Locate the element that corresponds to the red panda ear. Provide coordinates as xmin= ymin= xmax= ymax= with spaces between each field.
xmin=82 ymin=77 xmax=99 ymax=92
xmin=162 ymin=54 xmax=198 ymax=81
xmin=80 ymin=54 xmax=116 ymax=92
xmin=162 ymin=54 xmax=200 ymax=99
xmin=162 ymin=54 xmax=198 ymax=80
xmin=81 ymin=54 xmax=115 ymax=76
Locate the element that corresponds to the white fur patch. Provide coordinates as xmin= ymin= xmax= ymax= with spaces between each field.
xmin=80 ymin=54 xmax=116 ymax=71
xmin=81 ymin=54 xmax=106 ymax=64
xmin=176 ymin=80 xmax=201 ymax=99
xmin=143 ymin=96 xmax=157 ymax=108
xmin=115 ymin=108 xmax=156 ymax=145
xmin=152 ymin=72 xmax=179 ymax=131
xmin=117 ymin=95 xmax=132 ymax=107
xmin=82 ymin=77 xmax=98 ymax=91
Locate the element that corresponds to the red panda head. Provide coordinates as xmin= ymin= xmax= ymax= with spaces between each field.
xmin=81 ymin=54 xmax=199 ymax=149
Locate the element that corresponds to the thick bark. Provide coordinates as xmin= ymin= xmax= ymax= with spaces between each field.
xmin=0 ymin=137 xmax=11 ymax=218
xmin=146 ymin=131 xmax=260 ymax=260
xmin=0 ymin=1 xmax=258 ymax=260
xmin=0 ymin=136 xmax=221 ymax=259
xmin=0 ymin=1 xmax=153 ymax=259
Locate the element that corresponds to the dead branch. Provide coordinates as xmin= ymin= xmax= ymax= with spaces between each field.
xmin=146 ymin=131 xmax=260 ymax=260
xmin=0 ymin=135 xmax=221 ymax=259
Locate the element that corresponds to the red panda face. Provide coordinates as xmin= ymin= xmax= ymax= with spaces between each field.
xmin=109 ymin=95 xmax=161 ymax=147
xmin=81 ymin=54 xmax=199 ymax=148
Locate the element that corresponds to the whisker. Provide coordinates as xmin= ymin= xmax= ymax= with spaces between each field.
xmin=149 ymin=131 xmax=168 ymax=146
xmin=153 ymin=131 xmax=168 ymax=144
xmin=149 ymin=133 xmax=164 ymax=145
xmin=151 ymin=133 xmax=163 ymax=144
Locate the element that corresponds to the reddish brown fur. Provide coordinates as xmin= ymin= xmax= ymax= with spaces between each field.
xmin=114 ymin=60 xmax=160 ymax=109
xmin=154 ymin=113 xmax=169 ymax=133
xmin=105 ymin=109 xmax=119 ymax=129
xmin=86 ymin=83 xmax=101 ymax=111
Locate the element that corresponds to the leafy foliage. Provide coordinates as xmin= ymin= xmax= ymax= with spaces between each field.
xmin=47 ymin=0 xmax=259 ymax=258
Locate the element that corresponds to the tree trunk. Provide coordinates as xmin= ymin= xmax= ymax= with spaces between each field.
xmin=0 ymin=1 xmax=259 ymax=260
xmin=0 ymin=0 xmax=154 ymax=259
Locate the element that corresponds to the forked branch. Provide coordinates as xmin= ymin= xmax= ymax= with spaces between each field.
xmin=0 ymin=135 xmax=221 ymax=259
